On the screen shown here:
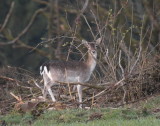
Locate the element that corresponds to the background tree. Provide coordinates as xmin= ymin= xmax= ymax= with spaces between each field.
xmin=0 ymin=0 xmax=159 ymax=73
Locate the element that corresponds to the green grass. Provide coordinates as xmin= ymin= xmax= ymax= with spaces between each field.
xmin=1 ymin=95 xmax=160 ymax=126
xmin=140 ymin=96 xmax=160 ymax=109
xmin=1 ymin=108 xmax=159 ymax=126
xmin=32 ymin=117 xmax=160 ymax=126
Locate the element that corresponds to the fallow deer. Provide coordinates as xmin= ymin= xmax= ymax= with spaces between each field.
xmin=40 ymin=38 xmax=101 ymax=108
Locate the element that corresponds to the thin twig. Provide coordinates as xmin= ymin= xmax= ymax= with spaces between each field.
xmin=29 ymin=36 xmax=76 ymax=53
xmin=90 ymin=10 xmax=102 ymax=38
xmin=128 ymin=4 xmax=133 ymax=72
xmin=129 ymin=15 xmax=144 ymax=74
xmin=82 ymin=14 xmax=95 ymax=38
xmin=118 ymin=50 xmax=124 ymax=78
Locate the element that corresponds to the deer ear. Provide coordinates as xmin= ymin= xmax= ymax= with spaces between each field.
xmin=82 ymin=40 xmax=89 ymax=48
xmin=96 ymin=38 xmax=102 ymax=45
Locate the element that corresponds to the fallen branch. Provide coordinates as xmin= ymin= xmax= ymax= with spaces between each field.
xmin=0 ymin=75 xmax=20 ymax=83
xmin=32 ymin=79 xmax=43 ymax=91
xmin=10 ymin=92 xmax=23 ymax=103
xmin=56 ymin=81 xmax=104 ymax=90
xmin=0 ymin=75 xmax=34 ymax=95
xmin=83 ymin=78 xmax=125 ymax=103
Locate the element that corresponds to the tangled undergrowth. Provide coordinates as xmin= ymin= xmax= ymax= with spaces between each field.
xmin=0 ymin=55 xmax=159 ymax=115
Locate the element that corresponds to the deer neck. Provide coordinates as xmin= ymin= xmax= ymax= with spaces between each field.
xmin=86 ymin=53 xmax=97 ymax=73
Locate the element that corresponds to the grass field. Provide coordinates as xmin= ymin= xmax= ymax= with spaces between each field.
xmin=1 ymin=95 xmax=160 ymax=126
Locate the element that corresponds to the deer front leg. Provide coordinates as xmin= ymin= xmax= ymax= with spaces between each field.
xmin=42 ymin=85 xmax=48 ymax=100
xmin=77 ymin=84 xmax=82 ymax=108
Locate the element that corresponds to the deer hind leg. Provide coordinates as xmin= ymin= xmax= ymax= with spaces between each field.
xmin=46 ymin=84 xmax=56 ymax=102
xmin=42 ymin=73 xmax=50 ymax=100
xmin=43 ymin=83 xmax=56 ymax=102
xmin=44 ymin=80 xmax=56 ymax=102
xmin=43 ymin=74 xmax=56 ymax=102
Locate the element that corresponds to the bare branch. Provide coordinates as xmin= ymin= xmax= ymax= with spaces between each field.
xmin=0 ymin=75 xmax=20 ymax=83
xmin=0 ymin=8 xmax=46 ymax=46
xmin=66 ymin=0 xmax=89 ymax=60
xmin=32 ymin=0 xmax=49 ymax=5
xmin=81 ymin=0 xmax=89 ymax=14
xmin=74 ymin=0 xmax=89 ymax=24
xmin=129 ymin=15 xmax=144 ymax=74
xmin=0 ymin=2 xmax=15 ymax=32
xmin=82 ymin=14 xmax=95 ymax=38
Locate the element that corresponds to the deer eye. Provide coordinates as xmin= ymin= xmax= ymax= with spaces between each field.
xmin=92 ymin=50 xmax=96 ymax=54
